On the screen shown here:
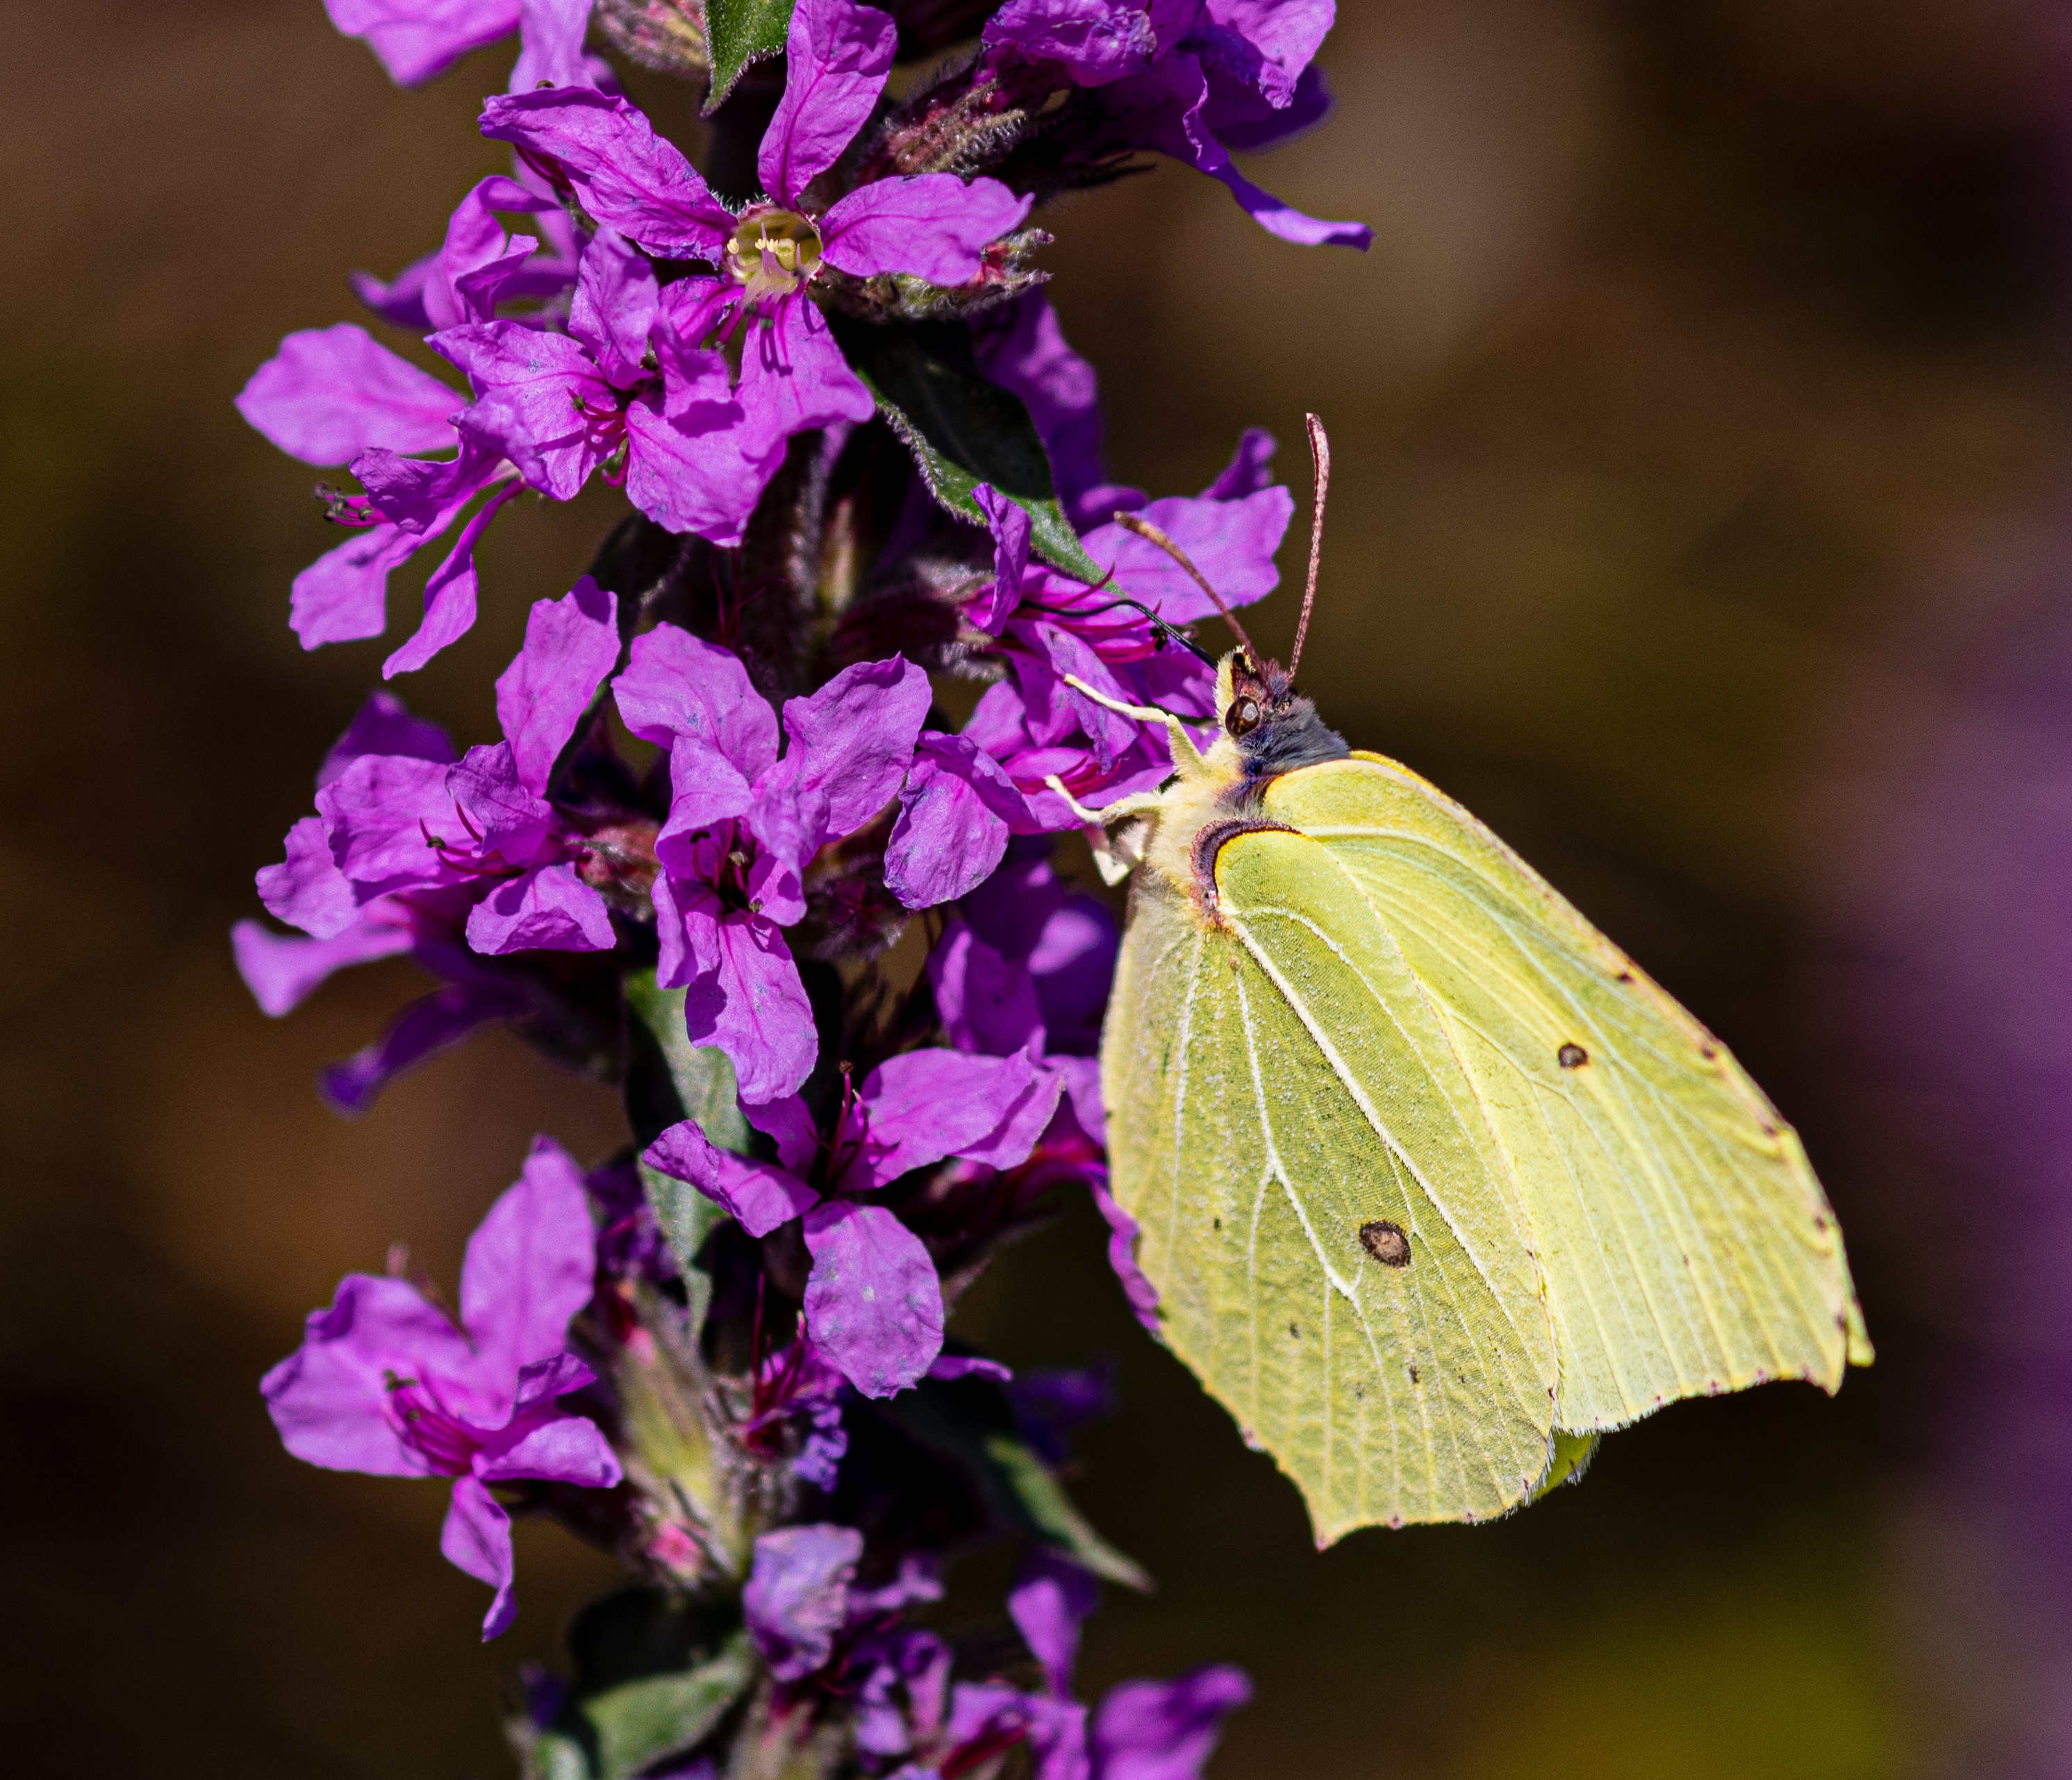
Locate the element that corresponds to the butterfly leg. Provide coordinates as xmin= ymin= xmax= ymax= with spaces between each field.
xmin=1042 ymin=776 xmax=1163 ymax=884
xmin=1061 ymin=673 xmax=1207 ymax=777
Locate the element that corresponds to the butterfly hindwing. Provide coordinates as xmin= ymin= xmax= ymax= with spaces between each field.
xmin=1259 ymin=756 xmax=1868 ymax=1437
xmin=1104 ymin=832 xmax=1560 ymax=1538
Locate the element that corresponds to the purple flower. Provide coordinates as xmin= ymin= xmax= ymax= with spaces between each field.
xmin=352 ymin=171 xmax=579 ymax=333
xmin=642 ymin=1048 xmax=1063 ymax=1396
xmin=324 ymin=0 xmax=597 ymax=90
xmin=984 ymin=0 xmax=1369 ymax=249
xmin=613 ymin=624 xmax=931 ymax=1103
xmin=480 ymin=0 xmax=1032 ymax=540
xmin=259 ymin=1135 xmax=621 ymax=1638
xmin=304 ymin=577 xmax=626 ymax=958
xmin=743 ymin=1522 xmax=864 ymax=1681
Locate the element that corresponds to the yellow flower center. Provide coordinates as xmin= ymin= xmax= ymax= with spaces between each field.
xmin=726 ymin=208 xmax=824 ymax=304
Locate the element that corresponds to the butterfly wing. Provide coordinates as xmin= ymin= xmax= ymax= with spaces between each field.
xmin=1102 ymin=832 xmax=1563 ymax=1538
xmin=1259 ymin=755 xmax=1870 ymax=1441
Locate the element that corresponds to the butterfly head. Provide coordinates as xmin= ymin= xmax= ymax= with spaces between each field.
xmin=1214 ymin=649 xmax=1349 ymax=786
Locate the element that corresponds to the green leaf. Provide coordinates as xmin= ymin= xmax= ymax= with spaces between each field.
xmin=829 ymin=318 xmax=1107 ymax=585
xmin=554 ymin=1589 xmax=759 ymax=1780
xmin=640 ymin=1160 xmax=722 ymax=1319
xmin=877 ymin=1374 xmax=1151 ymax=1590
xmin=704 ymin=0 xmax=795 ymax=114
xmin=623 ymin=967 xmax=754 ymax=1153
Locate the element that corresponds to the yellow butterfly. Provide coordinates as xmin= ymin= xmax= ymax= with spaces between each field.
xmin=1055 ymin=418 xmax=1871 ymax=1540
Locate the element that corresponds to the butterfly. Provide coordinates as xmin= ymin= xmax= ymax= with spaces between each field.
xmin=1055 ymin=418 xmax=1871 ymax=1540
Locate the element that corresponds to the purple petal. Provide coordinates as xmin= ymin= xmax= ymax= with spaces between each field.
xmin=759 ymin=0 xmax=896 ymax=207
xmin=927 ymin=1355 xmax=1013 ymax=1384
xmin=983 ymin=0 xmax=1158 ymax=84
xmin=1088 ymin=1176 xmax=1161 ymax=1333
xmin=290 ymin=522 xmax=416 ymax=649
xmin=768 ymin=654 xmax=933 ymax=844
xmin=845 ymin=1048 xmax=1043 ymax=1189
xmin=441 ymin=1473 xmax=520 ymax=1639
xmin=510 ymin=0 xmax=597 ymax=92
xmin=381 ymin=478 xmax=523 ymax=678
xmin=1013 ymin=623 xmax=1141 ymax=770
xmin=1197 ymin=0 xmax=1336 ymax=109
xmin=1078 ymin=486 xmax=1292 ymax=625
xmin=568 ymin=228 xmax=658 ymax=386
xmin=438 ymin=322 xmax=615 ymax=501
xmin=1029 ymin=894 xmax=1118 ymax=1055
xmin=885 ymin=733 xmax=1030 ymax=910
xmin=615 ymin=623 xmax=779 ymax=779
xmin=260 ymin=1273 xmax=476 ymax=1476
xmin=1200 ymin=427 xmax=1276 ymax=500
xmin=927 ymin=920 xmax=1045 ymax=1057
xmin=465 ymin=862 xmax=617 ymax=955
xmin=643 ymin=1118 xmax=820 ymax=1239
xmin=258 ymin=814 xmax=363 ymax=939
xmin=318 ymin=752 xmax=465 ymax=897
xmin=677 ymin=907 xmax=820 ymax=1105
xmin=351 ymin=253 xmax=435 ymax=329
xmin=737 ymin=296 xmax=875 ymax=458
xmin=495 ymin=575 xmax=620 ymax=792
xmin=820 ymin=176 xmax=1033 ymax=286
xmin=744 ymin=1523 xmax=864 ymax=1681
xmin=320 ymin=691 xmax=456 ymax=788
xmin=476 ymin=1403 xmax=622 ymax=1488
xmin=953 ymin=1059 xmax=1065 ymax=1171
xmin=970 ymin=483 xmax=1034 ymax=632
xmin=1009 ymin=1548 xmax=1100 ymax=1697
xmin=480 ymin=88 xmax=733 ymax=261
xmin=624 ymin=377 xmax=777 ymax=546
xmin=458 ymin=1133 xmax=600 ymax=1386
xmin=419 ymin=174 xmax=563 ymax=329
xmin=237 ymin=323 xmax=461 ymax=465
xmin=320 ymin=976 xmax=531 ymax=1114
xmin=1207 ymin=157 xmax=1373 ymax=249
xmin=446 ymin=741 xmax=558 ymax=859
xmin=1206 ymin=60 xmax=1334 ymax=154
xmin=801 ymin=1201 xmax=944 ymax=1399
xmin=964 ymin=850 xmax=1068 ymax=957
xmin=1088 ymin=1666 xmax=1252 ymax=1780
xmin=324 ymin=0 xmax=519 ymax=86
xmin=232 ymin=912 xmax=417 ymax=1018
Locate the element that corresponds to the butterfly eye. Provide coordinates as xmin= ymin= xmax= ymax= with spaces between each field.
xmin=1227 ymin=696 xmax=1263 ymax=738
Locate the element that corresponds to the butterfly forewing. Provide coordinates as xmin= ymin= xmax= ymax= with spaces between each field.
xmin=1260 ymin=756 xmax=1868 ymax=1438
xmin=1104 ymin=837 xmax=1560 ymax=1538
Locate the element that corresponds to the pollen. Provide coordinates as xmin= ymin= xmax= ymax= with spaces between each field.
xmin=727 ymin=208 xmax=824 ymax=303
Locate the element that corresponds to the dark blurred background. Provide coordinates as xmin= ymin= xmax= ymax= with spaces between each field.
xmin=9 ymin=1 xmax=2072 ymax=1774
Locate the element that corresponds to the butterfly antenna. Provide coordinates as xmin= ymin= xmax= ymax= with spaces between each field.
xmin=1289 ymin=412 xmax=1330 ymax=679
xmin=1113 ymin=511 xmax=1258 ymax=659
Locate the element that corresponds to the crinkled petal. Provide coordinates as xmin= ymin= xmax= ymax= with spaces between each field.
xmin=476 ymin=1403 xmax=622 ymax=1487
xmin=511 ymin=0 xmax=598 ymax=91
xmin=1078 ymin=485 xmax=1291 ymax=625
xmin=458 ymin=1132 xmax=601 ymax=1387
xmin=740 ymin=1092 xmax=820 ymax=1174
xmin=290 ymin=521 xmax=417 ymax=649
xmin=233 ymin=912 xmax=417 ymax=1017
xmin=465 ymin=862 xmax=617 ymax=954
xmin=495 ymin=575 xmax=620 ymax=792
xmin=480 ymin=88 xmax=734 ymax=261
xmin=820 ymin=174 xmax=1032 ymax=286
xmin=258 ymin=815 xmax=363 ymax=939
xmin=954 ymin=1057 xmax=1065 ymax=1171
xmin=759 ymin=0 xmax=896 ymax=207
xmin=1199 ymin=0 xmax=1335 ymax=108
xmin=972 ymin=295 xmax=1110 ymax=521
xmin=801 ymin=1201 xmax=943 ymax=1399
xmin=615 ymin=623 xmax=779 ymax=777
xmin=744 ymin=1523 xmax=864 ymax=1681
xmin=1088 ymin=1174 xmax=1161 ymax=1332
xmin=767 ymin=654 xmax=932 ymax=846
xmin=1088 ymin=1665 xmax=1252 ymax=1780
xmin=568 ymin=227 xmax=658 ymax=386
xmin=441 ymin=1474 xmax=520 ymax=1639
xmin=320 ymin=691 xmax=457 ymax=788
xmin=885 ymin=733 xmax=1031 ymax=910
xmin=437 ymin=322 xmax=616 ymax=500
xmin=624 ymin=379 xmax=777 ymax=545
xmin=680 ymin=911 xmax=820 ymax=1105
xmin=238 ymin=323 xmax=462 ymax=465
xmin=418 ymin=174 xmax=563 ymax=331
xmin=446 ymin=741 xmax=558 ymax=859
xmin=845 ymin=1047 xmax=1043 ymax=1189
xmin=983 ymin=0 xmax=1159 ymax=84
xmin=970 ymin=482 xmax=1033 ymax=632
xmin=260 ymin=1273 xmax=477 ymax=1476
xmin=318 ymin=752 xmax=468 ymax=898
xmin=643 ymin=1117 xmax=820 ymax=1238
xmin=1009 ymin=1548 xmax=1100 ymax=1698
xmin=321 ymin=976 xmax=532 ymax=1114
xmin=1205 ymin=58 xmax=1334 ymax=153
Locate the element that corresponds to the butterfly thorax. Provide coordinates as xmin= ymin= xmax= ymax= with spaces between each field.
xmin=1140 ymin=652 xmax=1349 ymax=909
